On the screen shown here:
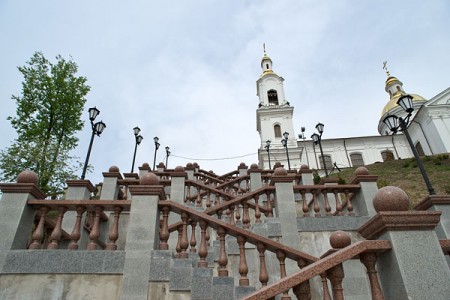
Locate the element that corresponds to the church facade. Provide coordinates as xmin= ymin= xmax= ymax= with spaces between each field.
xmin=256 ymin=52 xmax=450 ymax=174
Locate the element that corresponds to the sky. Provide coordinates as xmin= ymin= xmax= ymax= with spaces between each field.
xmin=1 ymin=0 xmax=450 ymax=185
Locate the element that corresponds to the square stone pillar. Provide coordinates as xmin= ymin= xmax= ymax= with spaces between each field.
xmin=170 ymin=167 xmax=188 ymax=204
xmin=156 ymin=162 xmax=165 ymax=173
xmin=415 ymin=195 xmax=450 ymax=239
xmin=99 ymin=169 xmax=122 ymax=200
xmin=138 ymin=162 xmax=151 ymax=178
xmin=65 ymin=180 xmax=94 ymax=200
xmin=271 ymin=168 xmax=299 ymax=251
xmin=120 ymin=174 xmax=165 ymax=300
xmin=359 ymin=187 xmax=450 ymax=299
xmin=248 ymin=165 xmax=262 ymax=192
xmin=298 ymin=167 xmax=314 ymax=185
xmin=350 ymin=170 xmax=379 ymax=217
xmin=0 ymin=173 xmax=46 ymax=270
xmin=238 ymin=163 xmax=248 ymax=177
xmin=185 ymin=163 xmax=195 ymax=180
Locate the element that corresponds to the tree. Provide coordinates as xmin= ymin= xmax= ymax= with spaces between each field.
xmin=0 ymin=52 xmax=90 ymax=198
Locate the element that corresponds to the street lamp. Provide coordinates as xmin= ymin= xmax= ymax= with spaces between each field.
xmin=131 ymin=126 xmax=143 ymax=173
xmin=264 ymin=140 xmax=272 ymax=169
xmin=81 ymin=107 xmax=106 ymax=180
xmin=165 ymin=146 xmax=171 ymax=169
xmin=311 ymin=122 xmax=328 ymax=177
xmin=383 ymin=94 xmax=435 ymax=195
xmin=298 ymin=126 xmax=309 ymax=167
xmin=281 ymin=131 xmax=291 ymax=170
xmin=153 ymin=136 xmax=160 ymax=170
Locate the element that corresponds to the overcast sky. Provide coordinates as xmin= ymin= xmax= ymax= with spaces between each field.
xmin=1 ymin=0 xmax=449 ymax=184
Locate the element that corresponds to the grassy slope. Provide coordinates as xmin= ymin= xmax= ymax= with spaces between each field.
xmin=329 ymin=154 xmax=450 ymax=207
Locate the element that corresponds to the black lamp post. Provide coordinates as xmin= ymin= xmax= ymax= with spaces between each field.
xmin=81 ymin=107 xmax=106 ymax=180
xmin=311 ymin=122 xmax=328 ymax=177
xmin=383 ymin=94 xmax=435 ymax=195
xmin=264 ymin=140 xmax=272 ymax=170
xmin=281 ymin=131 xmax=291 ymax=170
xmin=165 ymin=146 xmax=171 ymax=169
xmin=153 ymin=136 xmax=160 ymax=170
xmin=131 ymin=126 xmax=143 ymax=173
xmin=298 ymin=126 xmax=309 ymax=167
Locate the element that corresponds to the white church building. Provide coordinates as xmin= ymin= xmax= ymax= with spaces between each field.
xmin=256 ymin=51 xmax=450 ymax=174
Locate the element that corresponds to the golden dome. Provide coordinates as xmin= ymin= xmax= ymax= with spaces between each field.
xmin=385 ymin=76 xmax=399 ymax=87
xmin=381 ymin=93 xmax=427 ymax=116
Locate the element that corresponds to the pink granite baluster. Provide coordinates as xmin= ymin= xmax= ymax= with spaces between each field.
xmin=327 ymin=263 xmax=345 ymax=300
xmin=189 ymin=220 xmax=197 ymax=253
xmin=257 ymin=242 xmax=269 ymax=286
xmin=206 ymin=191 xmax=211 ymax=208
xmin=106 ymin=206 xmax=123 ymax=250
xmin=254 ymin=195 xmax=262 ymax=223
xmin=217 ymin=226 xmax=229 ymax=276
xmin=229 ymin=205 xmax=235 ymax=226
xmin=68 ymin=206 xmax=86 ymax=250
xmin=293 ymin=259 xmax=311 ymax=299
xmin=345 ymin=190 xmax=354 ymax=216
xmin=29 ymin=206 xmax=50 ymax=249
xmin=266 ymin=191 xmax=274 ymax=217
xmin=242 ymin=200 xmax=250 ymax=229
xmin=334 ymin=189 xmax=343 ymax=216
xmin=196 ymin=187 xmax=202 ymax=207
xmin=237 ymin=235 xmax=249 ymax=286
xmin=360 ymin=253 xmax=384 ymax=300
xmin=198 ymin=221 xmax=208 ymax=267
xmin=159 ymin=206 xmax=170 ymax=250
xmin=47 ymin=206 xmax=68 ymax=249
xmin=176 ymin=226 xmax=183 ymax=258
xmin=320 ymin=273 xmax=332 ymax=300
xmin=312 ymin=189 xmax=321 ymax=217
xmin=179 ymin=212 xmax=189 ymax=258
xmin=276 ymin=250 xmax=291 ymax=299
xmin=235 ymin=203 xmax=241 ymax=224
xmin=87 ymin=206 xmax=104 ymax=250
xmin=323 ymin=189 xmax=332 ymax=216
xmin=301 ymin=190 xmax=310 ymax=217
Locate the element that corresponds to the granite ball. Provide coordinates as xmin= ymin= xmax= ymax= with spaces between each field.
xmin=140 ymin=173 xmax=159 ymax=185
xmin=273 ymin=167 xmax=287 ymax=176
xmin=373 ymin=186 xmax=409 ymax=212
xmin=174 ymin=166 xmax=185 ymax=172
xmin=355 ymin=167 xmax=370 ymax=176
xmin=250 ymin=163 xmax=259 ymax=169
xmin=17 ymin=170 xmax=38 ymax=185
xmin=109 ymin=166 xmax=120 ymax=172
xmin=300 ymin=164 xmax=309 ymax=170
xmin=329 ymin=231 xmax=351 ymax=249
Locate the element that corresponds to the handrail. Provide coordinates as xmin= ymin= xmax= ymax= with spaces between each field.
xmin=242 ymin=240 xmax=391 ymax=300
xmin=158 ymin=200 xmax=318 ymax=263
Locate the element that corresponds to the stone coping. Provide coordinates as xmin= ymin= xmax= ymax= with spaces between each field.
xmin=297 ymin=216 xmax=371 ymax=232
xmin=128 ymin=185 xmax=166 ymax=199
xmin=0 ymin=183 xmax=46 ymax=199
xmin=122 ymin=173 xmax=139 ymax=179
xmin=414 ymin=195 xmax=450 ymax=211
xmin=358 ymin=211 xmax=442 ymax=240
xmin=66 ymin=180 xmax=95 ymax=192
xmin=1 ymin=250 xmax=125 ymax=274
xmin=351 ymin=175 xmax=378 ymax=184
xmin=102 ymin=171 xmax=123 ymax=179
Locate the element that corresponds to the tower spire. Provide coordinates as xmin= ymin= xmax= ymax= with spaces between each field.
xmin=382 ymin=61 xmax=391 ymax=77
xmin=263 ymin=43 xmax=266 ymax=55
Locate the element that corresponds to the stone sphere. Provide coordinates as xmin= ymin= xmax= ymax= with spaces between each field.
xmin=250 ymin=163 xmax=259 ymax=169
xmin=193 ymin=162 xmax=199 ymax=168
xmin=239 ymin=162 xmax=246 ymax=168
xmin=109 ymin=166 xmax=120 ymax=172
xmin=300 ymin=164 xmax=309 ymax=170
xmin=355 ymin=167 xmax=370 ymax=176
xmin=329 ymin=231 xmax=351 ymax=249
xmin=157 ymin=162 xmax=165 ymax=168
xmin=186 ymin=163 xmax=193 ymax=168
xmin=273 ymin=167 xmax=287 ymax=176
xmin=140 ymin=173 xmax=159 ymax=185
xmin=373 ymin=186 xmax=409 ymax=212
xmin=17 ymin=170 xmax=38 ymax=184
xmin=142 ymin=162 xmax=150 ymax=168
xmin=174 ymin=166 xmax=185 ymax=172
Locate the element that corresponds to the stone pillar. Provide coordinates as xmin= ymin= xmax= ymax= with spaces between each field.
xmin=0 ymin=171 xmax=46 ymax=270
xmin=238 ymin=162 xmax=248 ymax=177
xmin=359 ymin=186 xmax=450 ymax=300
xmin=185 ymin=163 xmax=195 ymax=180
xmin=351 ymin=167 xmax=379 ymax=217
xmin=157 ymin=162 xmax=165 ymax=173
xmin=65 ymin=179 xmax=94 ymax=200
xmin=248 ymin=164 xmax=262 ymax=192
xmin=415 ymin=195 xmax=450 ymax=239
xmin=99 ymin=166 xmax=122 ymax=200
xmin=272 ymin=167 xmax=299 ymax=250
xmin=170 ymin=166 xmax=187 ymax=204
xmin=138 ymin=162 xmax=151 ymax=178
xmin=298 ymin=165 xmax=313 ymax=185
xmin=120 ymin=173 xmax=165 ymax=300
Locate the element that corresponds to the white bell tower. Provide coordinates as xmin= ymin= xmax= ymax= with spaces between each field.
xmin=256 ymin=47 xmax=298 ymax=169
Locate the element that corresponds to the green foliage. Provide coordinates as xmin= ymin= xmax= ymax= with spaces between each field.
xmin=337 ymin=176 xmax=346 ymax=185
xmin=0 ymin=52 xmax=90 ymax=198
xmin=312 ymin=170 xmax=321 ymax=184
xmin=443 ymin=154 xmax=449 ymax=160
xmin=377 ymin=178 xmax=388 ymax=189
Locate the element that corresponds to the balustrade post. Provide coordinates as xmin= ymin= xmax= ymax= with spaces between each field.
xmin=257 ymin=242 xmax=269 ymax=287
xmin=189 ymin=220 xmax=197 ymax=253
xmin=351 ymin=167 xmax=378 ymax=216
xmin=235 ymin=203 xmax=242 ymax=224
xmin=68 ymin=206 xmax=86 ymax=250
xmin=301 ymin=190 xmax=309 ymax=217
xmin=266 ymin=191 xmax=274 ymax=217
xmin=293 ymin=259 xmax=312 ymax=300
xmin=360 ymin=252 xmax=384 ymax=300
xmin=179 ymin=212 xmax=189 ymax=258
xmin=217 ymin=226 xmax=229 ymax=276
xmin=29 ymin=206 xmax=50 ymax=249
xmin=237 ymin=235 xmax=249 ymax=286
xmin=242 ymin=200 xmax=251 ymax=229
xmin=248 ymin=164 xmax=263 ymax=191
xmin=254 ymin=195 xmax=262 ymax=223
xmin=196 ymin=187 xmax=202 ymax=207
xmin=323 ymin=189 xmax=332 ymax=216
xmin=198 ymin=221 xmax=208 ymax=267
xmin=170 ymin=166 xmax=187 ymax=204
xmin=327 ymin=263 xmax=345 ymax=300
xmin=106 ymin=205 xmax=123 ymax=250
xmin=100 ymin=166 xmax=123 ymax=199
xmin=320 ymin=273 xmax=332 ymax=300
xmin=206 ymin=191 xmax=212 ymax=208
xmin=312 ymin=189 xmax=320 ymax=217
xmin=176 ymin=226 xmax=183 ymax=258
xmin=333 ymin=189 xmax=343 ymax=216
xmin=229 ymin=205 xmax=236 ymax=226
xmin=47 ymin=206 xmax=68 ymax=249
xmin=344 ymin=190 xmax=354 ymax=216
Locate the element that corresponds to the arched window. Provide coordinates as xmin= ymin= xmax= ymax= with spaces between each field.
xmin=267 ymin=89 xmax=279 ymax=105
xmin=274 ymin=125 xmax=282 ymax=138
xmin=319 ymin=155 xmax=333 ymax=170
xmin=350 ymin=153 xmax=364 ymax=167
xmin=381 ymin=150 xmax=394 ymax=162
xmin=415 ymin=142 xmax=425 ymax=156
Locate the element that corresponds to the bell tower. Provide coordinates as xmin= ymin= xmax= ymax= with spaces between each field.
xmin=256 ymin=46 xmax=298 ymax=169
